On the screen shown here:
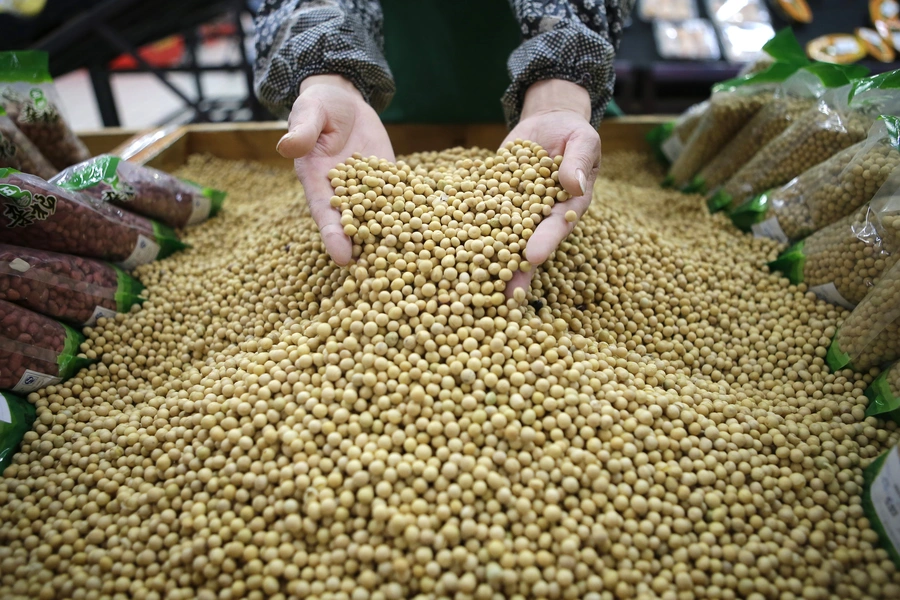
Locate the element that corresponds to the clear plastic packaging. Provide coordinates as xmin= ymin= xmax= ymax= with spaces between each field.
xmin=638 ymin=0 xmax=697 ymax=21
xmin=689 ymin=64 xmax=866 ymax=194
xmin=865 ymin=361 xmax=900 ymax=422
xmin=0 ymin=244 xmax=145 ymax=326
xmin=646 ymin=101 xmax=710 ymax=166
xmin=826 ymin=257 xmax=900 ymax=372
xmin=718 ymin=22 xmax=777 ymax=63
xmin=52 ymin=155 xmax=226 ymax=229
xmin=0 ymin=168 xmax=187 ymax=268
xmin=0 ymin=51 xmax=90 ymax=171
xmin=653 ymin=20 xmax=721 ymax=61
xmin=0 ymin=299 xmax=91 ymax=393
xmin=708 ymin=73 xmax=900 ymax=213
xmin=0 ymin=107 xmax=54 ymax=179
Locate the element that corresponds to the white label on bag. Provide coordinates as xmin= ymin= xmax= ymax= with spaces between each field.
xmin=872 ymin=447 xmax=900 ymax=557
xmin=751 ymin=216 xmax=789 ymax=244
xmin=661 ymin=134 xmax=684 ymax=162
xmin=810 ymin=282 xmax=856 ymax=310
xmin=13 ymin=369 xmax=61 ymax=393
xmin=0 ymin=393 xmax=11 ymax=424
xmin=9 ymin=258 xmax=30 ymax=272
xmin=85 ymin=305 xmax=118 ymax=327
xmin=187 ymin=194 xmax=212 ymax=226
xmin=118 ymin=234 xmax=160 ymax=270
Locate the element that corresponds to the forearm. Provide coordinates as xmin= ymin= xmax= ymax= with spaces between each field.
xmin=504 ymin=0 xmax=635 ymax=128
xmin=253 ymin=0 xmax=395 ymax=118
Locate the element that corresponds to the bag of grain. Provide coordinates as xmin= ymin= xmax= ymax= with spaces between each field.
xmin=826 ymin=258 xmax=900 ymax=372
xmin=646 ymin=101 xmax=709 ymax=166
xmin=0 ymin=244 xmax=145 ymax=326
xmin=0 ymin=50 xmax=90 ymax=171
xmin=710 ymin=70 xmax=900 ymax=213
xmin=664 ymin=29 xmax=810 ymax=188
xmin=861 ymin=444 xmax=900 ymax=569
xmin=0 ymin=106 xmax=54 ymax=179
xmin=0 ymin=299 xmax=92 ymax=393
xmin=732 ymin=114 xmax=900 ymax=241
xmin=52 ymin=155 xmax=225 ymax=229
xmin=0 ymin=390 xmax=34 ymax=474
xmin=688 ymin=63 xmax=869 ymax=194
xmin=0 ymin=168 xmax=186 ymax=268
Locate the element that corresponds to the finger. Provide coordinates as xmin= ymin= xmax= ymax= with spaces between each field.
xmin=298 ymin=161 xmax=353 ymax=266
xmin=504 ymin=268 xmax=535 ymax=301
xmin=525 ymin=193 xmax=592 ymax=266
xmin=557 ymin=129 xmax=601 ymax=197
xmin=277 ymin=97 xmax=327 ymax=159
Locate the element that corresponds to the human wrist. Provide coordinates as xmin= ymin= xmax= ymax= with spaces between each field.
xmin=520 ymin=79 xmax=591 ymax=121
xmin=299 ymin=74 xmax=364 ymax=100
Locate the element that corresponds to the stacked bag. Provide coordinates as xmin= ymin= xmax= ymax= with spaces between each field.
xmin=0 ymin=51 xmax=227 ymax=471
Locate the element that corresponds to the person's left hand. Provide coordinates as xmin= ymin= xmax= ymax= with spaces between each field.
xmin=502 ymin=79 xmax=601 ymax=296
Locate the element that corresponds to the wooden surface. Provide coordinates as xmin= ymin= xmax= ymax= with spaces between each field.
xmin=97 ymin=117 xmax=671 ymax=168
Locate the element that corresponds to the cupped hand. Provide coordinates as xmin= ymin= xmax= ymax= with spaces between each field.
xmin=277 ymin=75 xmax=395 ymax=265
xmin=502 ymin=79 xmax=601 ymax=296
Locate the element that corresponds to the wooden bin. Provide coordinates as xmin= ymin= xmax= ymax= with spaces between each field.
xmin=79 ymin=117 xmax=670 ymax=168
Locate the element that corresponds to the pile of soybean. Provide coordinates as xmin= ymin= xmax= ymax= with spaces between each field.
xmin=2 ymin=142 xmax=900 ymax=600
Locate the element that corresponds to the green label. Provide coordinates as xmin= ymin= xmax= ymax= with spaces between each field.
xmin=682 ymin=176 xmax=707 ymax=194
xmin=151 ymin=220 xmax=190 ymax=259
xmin=661 ymin=175 xmax=675 ymax=189
xmin=861 ymin=449 xmax=900 ymax=569
xmin=731 ymin=192 xmax=771 ymax=232
xmin=112 ymin=265 xmax=146 ymax=312
xmin=768 ymin=240 xmax=806 ymax=284
xmin=57 ymin=324 xmax=93 ymax=380
xmin=707 ymin=190 xmax=732 ymax=213
xmin=0 ymin=390 xmax=36 ymax=474
xmin=803 ymin=63 xmax=870 ymax=89
xmin=0 ymin=182 xmax=57 ymax=228
xmin=849 ymin=70 xmax=900 ymax=103
xmin=0 ymin=51 xmax=52 ymax=84
xmin=880 ymin=115 xmax=900 ymax=151
xmin=826 ymin=333 xmax=853 ymax=372
xmin=55 ymin=155 xmax=138 ymax=204
xmin=865 ymin=369 xmax=900 ymax=422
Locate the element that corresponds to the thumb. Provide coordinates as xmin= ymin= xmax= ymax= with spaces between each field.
xmin=557 ymin=129 xmax=601 ymax=197
xmin=277 ymin=97 xmax=327 ymax=159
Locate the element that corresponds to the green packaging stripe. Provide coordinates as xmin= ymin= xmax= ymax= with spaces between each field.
xmin=803 ymin=63 xmax=870 ymax=89
xmin=731 ymin=192 xmax=772 ymax=232
xmin=111 ymin=265 xmax=146 ymax=311
xmin=762 ymin=28 xmax=809 ymax=66
xmin=0 ymin=167 xmax=21 ymax=178
xmin=0 ymin=390 xmax=35 ymax=473
xmin=646 ymin=122 xmax=674 ymax=165
xmin=826 ymin=332 xmax=853 ymax=372
xmin=862 ymin=450 xmax=900 ymax=569
xmin=661 ymin=175 xmax=675 ymax=189
xmin=865 ymin=369 xmax=900 ymax=422
xmin=707 ymin=190 xmax=732 ymax=213
xmin=0 ymin=106 xmax=5 ymax=117
xmin=682 ymin=176 xmax=707 ymax=194
xmin=57 ymin=324 xmax=93 ymax=380
xmin=53 ymin=155 xmax=120 ymax=191
xmin=203 ymin=187 xmax=226 ymax=217
xmin=849 ymin=70 xmax=900 ymax=103
xmin=0 ymin=51 xmax=52 ymax=84
xmin=151 ymin=220 xmax=189 ymax=259
xmin=768 ymin=241 xmax=806 ymax=284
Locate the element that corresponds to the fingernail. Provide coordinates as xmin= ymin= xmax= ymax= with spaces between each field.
xmin=276 ymin=133 xmax=292 ymax=155
xmin=576 ymin=169 xmax=587 ymax=196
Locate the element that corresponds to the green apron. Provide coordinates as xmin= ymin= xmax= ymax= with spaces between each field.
xmin=380 ymin=0 xmax=622 ymax=124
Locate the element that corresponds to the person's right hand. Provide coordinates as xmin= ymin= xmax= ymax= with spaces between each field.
xmin=277 ymin=74 xmax=395 ymax=265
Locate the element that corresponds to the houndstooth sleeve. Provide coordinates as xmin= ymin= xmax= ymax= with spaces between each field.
xmin=504 ymin=0 xmax=635 ymax=128
xmin=253 ymin=0 xmax=395 ymax=119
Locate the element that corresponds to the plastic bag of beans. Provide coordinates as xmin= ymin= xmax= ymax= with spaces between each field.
xmin=0 ymin=244 xmax=144 ymax=326
xmin=0 ymin=106 xmax=54 ymax=179
xmin=51 ymin=155 xmax=225 ymax=229
xmin=0 ymin=390 xmax=34 ymax=473
xmin=687 ymin=63 xmax=869 ymax=194
xmin=0 ymin=51 xmax=90 ymax=171
xmin=0 ymin=299 xmax=92 ymax=393
xmin=732 ymin=115 xmax=900 ymax=241
xmin=709 ymin=71 xmax=900 ymax=213
xmin=861 ymin=444 xmax=900 ymax=569
xmin=865 ymin=362 xmax=900 ymax=423
xmin=826 ymin=258 xmax=900 ymax=373
xmin=647 ymin=101 xmax=709 ymax=166
xmin=664 ymin=30 xmax=809 ymax=188
xmin=0 ymin=168 xmax=187 ymax=268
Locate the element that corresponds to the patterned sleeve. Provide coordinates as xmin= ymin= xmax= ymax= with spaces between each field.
xmin=504 ymin=0 xmax=636 ymax=128
xmin=253 ymin=0 xmax=395 ymax=119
